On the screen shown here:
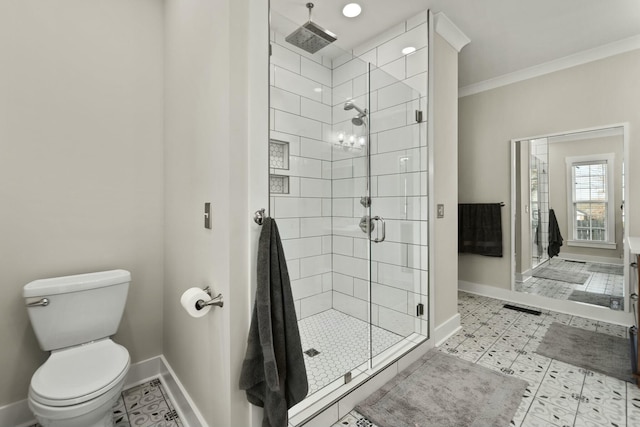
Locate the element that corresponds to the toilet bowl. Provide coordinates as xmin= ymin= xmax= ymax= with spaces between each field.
xmin=28 ymin=339 xmax=130 ymax=427
xmin=24 ymin=270 xmax=131 ymax=427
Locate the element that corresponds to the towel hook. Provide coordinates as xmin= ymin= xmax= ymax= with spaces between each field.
xmin=254 ymin=208 xmax=265 ymax=225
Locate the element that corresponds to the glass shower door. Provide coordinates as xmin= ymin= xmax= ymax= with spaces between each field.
xmin=366 ymin=64 xmax=426 ymax=364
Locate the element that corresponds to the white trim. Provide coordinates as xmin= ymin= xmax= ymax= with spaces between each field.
xmin=0 ymin=355 xmax=207 ymax=427
xmin=459 ymin=35 xmax=640 ymax=97
xmin=434 ymin=313 xmax=461 ymax=347
xmin=433 ymin=12 xmax=470 ymax=53
xmin=459 ymin=280 xmax=634 ymax=326
xmin=558 ymin=253 xmax=623 ymax=265
xmin=427 ymin=10 xmax=436 ymax=344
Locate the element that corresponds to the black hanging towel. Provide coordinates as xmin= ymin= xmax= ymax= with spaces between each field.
xmin=458 ymin=203 xmax=503 ymax=257
xmin=548 ymin=208 xmax=563 ymax=258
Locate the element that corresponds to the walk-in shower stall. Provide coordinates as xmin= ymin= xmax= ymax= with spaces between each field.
xmin=268 ymin=9 xmax=430 ymax=403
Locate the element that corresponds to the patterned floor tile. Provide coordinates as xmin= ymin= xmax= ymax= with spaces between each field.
xmin=30 ymin=378 xmax=183 ymax=427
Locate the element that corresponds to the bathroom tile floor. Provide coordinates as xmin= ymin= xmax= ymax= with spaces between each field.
xmin=298 ymin=309 xmax=404 ymax=395
xmin=515 ymin=259 xmax=624 ymax=308
xmin=31 ymin=377 xmax=184 ymax=427
xmin=332 ymin=291 xmax=638 ymax=427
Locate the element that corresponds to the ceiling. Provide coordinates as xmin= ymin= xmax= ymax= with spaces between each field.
xmin=270 ymin=0 xmax=640 ymax=88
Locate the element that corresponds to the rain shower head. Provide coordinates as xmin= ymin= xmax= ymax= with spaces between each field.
xmin=285 ymin=3 xmax=337 ymax=54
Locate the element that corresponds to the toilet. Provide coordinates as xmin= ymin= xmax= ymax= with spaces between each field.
xmin=23 ymin=270 xmax=132 ymax=427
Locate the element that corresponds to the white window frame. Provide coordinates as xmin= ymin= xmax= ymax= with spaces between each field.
xmin=565 ymin=153 xmax=616 ymax=249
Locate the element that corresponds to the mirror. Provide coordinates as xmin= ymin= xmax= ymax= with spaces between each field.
xmin=511 ymin=125 xmax=628 ymax=311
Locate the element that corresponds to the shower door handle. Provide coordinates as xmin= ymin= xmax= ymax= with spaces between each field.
xmin=372 ymin=216 xmax=386 ymax=243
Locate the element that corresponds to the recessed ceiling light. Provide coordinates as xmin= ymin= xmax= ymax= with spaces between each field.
xmin=402 ymin=46 xmax=416 ymax=55
xmin=342 ymin=3 xmax=362 ymax=18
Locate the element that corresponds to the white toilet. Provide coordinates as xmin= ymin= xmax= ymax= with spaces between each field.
xmin=23 ymin=270 xmax=132 ymax=427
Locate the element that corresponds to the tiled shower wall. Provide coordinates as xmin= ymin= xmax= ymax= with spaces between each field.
xmin=269 ymin=30 xmax=335 ymax=319
xmin=329 ymin=12 xmax=429 ymax=337
xmin=270 ymin=11 xmax=430 ymax=339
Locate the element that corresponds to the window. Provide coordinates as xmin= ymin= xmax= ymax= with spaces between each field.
xmin=566 ymin=154 xmax=615 ymax=247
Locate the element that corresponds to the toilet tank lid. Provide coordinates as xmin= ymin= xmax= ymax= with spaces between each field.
xmin=24 ymin=270 xmax=131 ymax=298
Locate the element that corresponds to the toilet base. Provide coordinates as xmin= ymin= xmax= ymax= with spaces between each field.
xmin=28 ymin=374 xmax=125 ymax=427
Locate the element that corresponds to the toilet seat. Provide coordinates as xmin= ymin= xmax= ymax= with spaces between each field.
xmin=30 ymin=339 xmax=130 ymax=407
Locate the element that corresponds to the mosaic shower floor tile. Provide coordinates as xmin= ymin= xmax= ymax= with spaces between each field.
xmin=30 ymin=378 xmax=183 ymax=427
xmin=333 ymin=291 xmax=637 ymax=427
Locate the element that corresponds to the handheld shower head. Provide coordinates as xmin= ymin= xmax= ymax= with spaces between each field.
xmin=351 ymin=115 xmax=366 ymax=126
xmin=344 ymin=100 xmax=366 ymax=116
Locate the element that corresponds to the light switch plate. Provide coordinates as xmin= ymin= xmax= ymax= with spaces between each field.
xmin=437 ymin=204 xmax=444 ymax=218
xmin=204 ymin=203 xmax=212 ymax=229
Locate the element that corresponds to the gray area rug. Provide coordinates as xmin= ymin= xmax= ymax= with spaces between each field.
xmin=535 ymin=322 xmax=632 ymax=382
xmin=568 ymin=290 xmax=624 ymax=310
xmin=587 ymin=263 xmax=624 ymax=275
xmin=355 ymin=349 xmax=528 ymax=427
xmin=532 ymin=266 xmax=589 ymax=284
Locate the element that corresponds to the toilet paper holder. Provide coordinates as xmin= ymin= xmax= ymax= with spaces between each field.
xmin=196 ymin=286 xmax=224 ymax=310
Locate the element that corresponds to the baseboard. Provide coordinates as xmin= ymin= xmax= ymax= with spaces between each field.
xmin=0 ymin=355 xmax=207 ymax=427
xmin=558 ymin=253 xmax=623 ymax=265
xmin=458 ymin=280 xmax=634 ymax=326
xmin=434 ymin=313 xmax=461 ymax=347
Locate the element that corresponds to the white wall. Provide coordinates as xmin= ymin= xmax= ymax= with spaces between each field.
xmin=0 ymin=0 xmax=164 ymax=407
xmin=459 ymin=49 xmax=640 ymax=291
xmin=163 ymin=0 xmax=262 ymax=425
xmin=432 ymin=32 xmax=461 ymax=328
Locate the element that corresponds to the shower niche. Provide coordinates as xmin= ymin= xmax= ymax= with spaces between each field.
xmin=268 ymin=6 xmax=430 ymax=419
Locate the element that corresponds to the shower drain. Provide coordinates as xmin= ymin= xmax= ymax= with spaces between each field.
xmin=304 ymin=348 xmax=320 ymax=357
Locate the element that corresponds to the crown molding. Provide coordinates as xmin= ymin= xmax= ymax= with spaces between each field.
xmin=459 ymin=34 xmax=640 ymax=98
xmin=433 ymin=12 xmax=470 ymax=53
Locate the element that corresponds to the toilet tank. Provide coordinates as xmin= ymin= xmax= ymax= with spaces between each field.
xmin=23 ymin=270 xmax=131 ymax=351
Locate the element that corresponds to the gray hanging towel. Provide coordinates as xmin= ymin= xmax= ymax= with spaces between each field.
xmin=548 ymin=209 xmax=563 ymax=258
xmin=458 ymin=203 xmax=503 ymax=257
xmin=239 ymin=217 xmax=308 ymax=427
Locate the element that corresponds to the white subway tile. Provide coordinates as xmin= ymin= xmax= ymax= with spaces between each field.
xmin=370 ymin=67 xmax=400 ymax=92
xmin=270 ymin=130 xmax=300 ymax=155
xmin=333 ymin=236 xmax=354 ymax=256
xmin=291 ymin=275 xmax=323 ymax=300
xmin=276 ymin=218 xmax=300 ymax=239
xmin=369 ymin=103 xmax=408 ymax=133
xmin=289 ymin=155 xmax=322 ymax=178
xmin=274 ymin=110 xmax=322 ymax=140
xmin=288 ymin=258 xmax=300 ymax=280
xmin=377 ymin=124 xmax=420 ymax=154
xmin=333 ymin=58 xmax=368 ymax=87
xmin=353 ymin=74 xmax=367 ymax=98
xmin=282 ymin=237 xmax=322 ymax=260
xmin=333 ymin=80 xmax=352 ymax=104
xmin=377 ymin=24 xmax=428 ymax=67
xmin=333 ymin=292 xmax=368 ymax=322
xmin=271 ymin=86 xmax=301 ymax=115
xmin=273 ymin=66 xmax=322 ymax=101
xmin=332 ymin=198 xmax=353 ymax=218
xmin=300 ymin=291 xmax=332 ymax=318
xmin=352 ymin=156 xmax=367 ymax=177
xmin=322 ymin=160 xmax=332 ymax=179
xmin=333 ymin=254 xmax=368 ymax=280
xmin=377 ymin=172 xmax=421 ymax=197
xmin=371 ymin=240 xmax=408 ymax=266
xmin=407 ymin=244 xmax=422 ymax=270
xmin=384 ymin=220 xmax=422 ymax=244
xmin=332 ymin=217 xmax=363 ymax=238
xmin=332 ymin=177 xmax=367 ymax=198
xmin=322 ymin=84 xmax=332 ymax=105
xmin=332 ymin=52 xmax=354 ymax=69
xmin=333 ymin=272 xmax=354 ymax=295
xmin=377 ymin=262 xmax=421 ymax=292
xmin=300 ymin=254 xmax=331 ymax=277
xmin=353 ymin=278 xmax=369 ymax=300
xmin=301 ymin=97 xmax=332 ymax=124
xmin=322 ymin=272 xmax=333 ymax=292
xmin=372 ymin=282 xmax=408 ymax=313
xmin=404 ymin=71 xmax=428 ymax=96
xmin=300 ymin=137 xmax=331 ymax=161
xmin=406 ymin=47 xmax=428 ymax=77
xmin=322 ymin=235 xmax=332 ymax=254
xmin=300 ymin=178 xmax=331 ymax=198
xmin=379 ymin=57 xmax=406 ymax=82
xmin=378 ymin=81 xmax=418 ymax=110
xmin=332 ymin=158 xmax=353 ymax=179
xmin=357 ymin=48 xmax=377 ymax=66
xmin=273 ymin=197 xmax=322 ymax=218
xmin=301 ymin=57 xmax=332 ymax=86
xmin=353 ymin=22 xmax=405 ymax=58
xmin=353 ymin=237 xmax=368 ymax=259
xmin=371 ymin=196 xmax=420 ymax=221
xmin=271 ymin=43 xmax=301 ymax=74
xmin=300 ymin=217 xmax=331 ymax=237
